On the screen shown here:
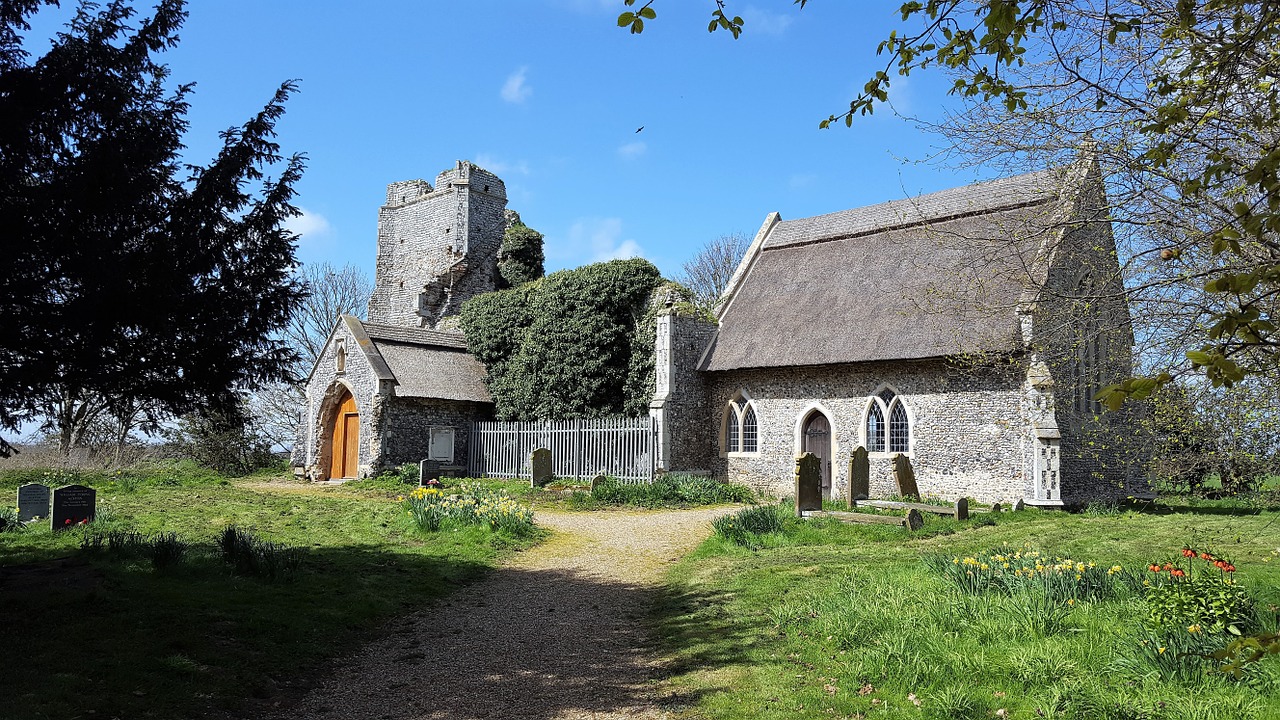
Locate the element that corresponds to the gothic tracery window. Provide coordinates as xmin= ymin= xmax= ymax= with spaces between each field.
xmin=723 ymin=392 xmax=759 ymax=454
xmin=865 ymin=387 xmax=911 ymax=454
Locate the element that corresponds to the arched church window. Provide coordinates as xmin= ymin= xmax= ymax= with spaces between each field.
xmin=889 ymin=399 xmax=910 ymax=453
xmin=865 ymin=387 xmax=912 ymax=454
xmin=865 ymin=403 xmax=885 ymax=452
xmin=741 ymin=405 xmax=758 ymax=453
xmin=723 ymin=391 xmax=760 ymax=455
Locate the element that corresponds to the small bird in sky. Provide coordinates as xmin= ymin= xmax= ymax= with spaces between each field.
xmin=635 ymin=126 xmax=644 ymax=133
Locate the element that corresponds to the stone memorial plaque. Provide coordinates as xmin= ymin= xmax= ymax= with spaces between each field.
xmin=17 ymin=483 xmax=50 ymax=522
xmin=52 ymin=484 xmax=96 ymax=530
xmin=847 ymin=446 xmax=870 ymax=506
xmin=530 ymin=448 xmax=553 ymax=488
xmin=891 ymin=454 xmax=920 ymax=501
xmin=795 ymin=452 xmax=822 ymax=517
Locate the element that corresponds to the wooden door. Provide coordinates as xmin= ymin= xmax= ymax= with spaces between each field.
xmin=341 ymin=414 xmax=360 ymax=478
xmin=803 ymin=414 xmax=832 ymax=498
xmin=328 ymin=391 xmax=359 ymax=479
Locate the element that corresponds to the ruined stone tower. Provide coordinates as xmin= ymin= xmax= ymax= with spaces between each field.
xmin=366 ymin=160 xmax=508 ymax=329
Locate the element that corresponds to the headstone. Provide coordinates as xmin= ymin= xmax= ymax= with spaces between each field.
xmin=954 ymin=497 xmax=969 ymax=521
xmin=590 ymin=474 xmax=607 ymax=493
xmin=1013 ymin=499 xmax=1026 ymax=512
xmin=991 ymin=502 xmax=1003 ymax=513
xmin=17 ymin=483 xmax=50 ymax=522
xmin=891 ymin=454 xmax=921 ymax=501
xmin=904 ymin=508 xmax=924 ymax=531
xmin=419 ymin=459 xmax=441 ymax=484
xmin=530 ymin=448 xmax=553 ymax=488
xmin=795 ymin=452 xmax=822 ymax=517
xmin=51 ymin=484 xmax=96 ymax=530
xmin=847 ymin=446 xmax=870 ymax=506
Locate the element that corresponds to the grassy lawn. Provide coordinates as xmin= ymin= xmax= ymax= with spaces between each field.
xmin=0 ymin=464 xmax=541 ymax=719
xmin=656 ymin=500 xmax=1280 ymax=720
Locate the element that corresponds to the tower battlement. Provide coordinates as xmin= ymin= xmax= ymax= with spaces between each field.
xmin=367 ymin=161 xmax=510 ymax=329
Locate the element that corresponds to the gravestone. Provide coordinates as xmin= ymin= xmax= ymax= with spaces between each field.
xmin=954 ymin=497 xmax=969 ymax=521
xmin=891 ymin=454 xmax=920 ymax=501
xmin=590 ymin=474 xmax=607 ymax=493
xmin=1013 ymin=499 xmax=1026 ymax=512
xmin=991 ymin=502 xmax=1003 ymax=513
xmin=51 ymin=484 xmax=96 ymax=530
xmin=17 ymin=483 xmax=50 ymax=522
xmin=847 ymin=446 xmax=870 ymax=506
xmin=419 ymin=459 xmax=441 ymax=484
xmin=795 ymin=452 xmax=822 ymax=517
xmin=530 ymin=448 xmax=553 ymax=488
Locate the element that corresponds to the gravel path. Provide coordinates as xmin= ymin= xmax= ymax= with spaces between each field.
xmin=274 ymin=506 xmax=734 ymax=720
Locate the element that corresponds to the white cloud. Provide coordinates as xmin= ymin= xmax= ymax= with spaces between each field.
xmin=284 ymin=207 xmax=333 ymax=243
xmin=566 ymin=217 xmax=647 ymax=264
xmin=501 ymin=66 xmax=532 ymax=104
xmin=473 ymin=153 xmax=531 ymax=176
xmin=742 ymin=5 xmax=793 ymax=35
xmin=617 ymin=141 xmax=647 ymax=159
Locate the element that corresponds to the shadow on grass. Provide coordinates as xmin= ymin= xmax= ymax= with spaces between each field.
xmin=1 ymin=542 xmax=492 ymax=719
xmin=1 ymin=541 xmax=747 ymax=720
xmin=1117 ymin=497 xmax=1280 ymax=516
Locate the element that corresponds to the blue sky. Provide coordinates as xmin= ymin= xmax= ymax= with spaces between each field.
xmin=29 ymin=1 xmax=994 ymax=279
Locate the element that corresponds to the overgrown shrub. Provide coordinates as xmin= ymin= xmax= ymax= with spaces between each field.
xmin=167 ymin=405 xmax=278 ymax=476
xmin=460 ymin=258 xmax=664 ymax=420
xmin=496 ymin=219 xmax=544 ymax=288
xmin=218 ymin=525 xmax=301 ymax=580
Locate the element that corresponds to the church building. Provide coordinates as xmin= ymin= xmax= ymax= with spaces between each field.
xmin=295 ymin=154 xmax=1141 ymax=506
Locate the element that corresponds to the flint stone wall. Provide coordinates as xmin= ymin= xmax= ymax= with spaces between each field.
xmin=379 ymin=398 xmax=490 ymax=471
xmin=367 ymin=161 xmax=508 ymax=329
xmin=701 ymin=359 xmax=1033 ymax=504
xmin=651 ymin=312 xmax=719 ymax=472
xmin=297 ymin=321 xmax=386 ymax=479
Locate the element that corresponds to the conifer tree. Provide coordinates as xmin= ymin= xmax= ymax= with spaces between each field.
xmin=0 ymin=0 xmax=306 ymax=454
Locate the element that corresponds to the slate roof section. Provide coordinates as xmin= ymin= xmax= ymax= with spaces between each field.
xmin=348 ymin=317 xmax=491 ymax=403
xmin=702 ymin=168 xmax=1070 ymax=372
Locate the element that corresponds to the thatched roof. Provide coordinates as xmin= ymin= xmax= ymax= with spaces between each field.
xmin=701 ymin=169 xmax=1072 ymax=372
xmin=351 ymin=319 xmax=491 ymax=403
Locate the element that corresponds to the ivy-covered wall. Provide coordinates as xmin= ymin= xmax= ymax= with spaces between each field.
xmin=459 ymin=258 xmax=666 ymax=420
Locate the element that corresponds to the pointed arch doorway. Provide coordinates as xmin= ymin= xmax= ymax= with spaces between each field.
xmin=327 ymin=389 xmax=360 ymax=480
xmin=802 ymin=411 xmax=832 ymax=499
